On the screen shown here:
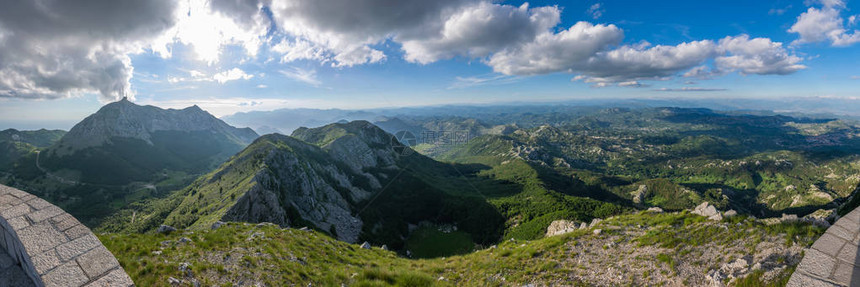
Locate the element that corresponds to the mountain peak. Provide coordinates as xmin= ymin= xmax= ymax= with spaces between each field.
xmin=53 ymin=101 xmax=259 ymax=153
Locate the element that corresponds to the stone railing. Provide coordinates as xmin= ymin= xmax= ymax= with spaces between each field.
xmin=788 ymin=206 xmax=860 ymax=286
xmin=0 ymin=184 xmax=133 ymax=287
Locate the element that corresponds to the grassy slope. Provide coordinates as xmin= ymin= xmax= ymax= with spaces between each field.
xmin=101 ymin=211 xmax=823 ymax=286
xmin=433 ymin=135 xmax=627 ymax=240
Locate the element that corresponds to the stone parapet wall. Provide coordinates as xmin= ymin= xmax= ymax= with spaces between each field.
xmin=0 ymin=184 xmax=134 ymax=287
xmin=788 ymin=207 xmax=860 ymax=286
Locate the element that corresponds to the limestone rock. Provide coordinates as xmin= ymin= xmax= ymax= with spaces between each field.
xmin=157 ymin=225 xmax=177 ymax=234
xmin=646 ymin=207 xmax=664 ymax=213
xmin=211 ymin=221 xmax=225 ymax=230
xmin=360 ymin=242 xmax=371 ymax=249
xmin=692 ymin=202 xmax=722 ymax=221
xmin=632 ymin=185 xmax=648 ymax=204
xmin=724 ymin=210 xmax=737 ymax=217
xmin=546 ymin=220 xmax=579 ymax=237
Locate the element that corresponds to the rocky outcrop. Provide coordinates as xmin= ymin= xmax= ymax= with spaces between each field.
xmin=632 ymin=185 xmax=648 ymax=204
xmin=692 ymin=202 xmax=723 ymax=221
xmin=546 ymin=220 xmax=583 ymax=237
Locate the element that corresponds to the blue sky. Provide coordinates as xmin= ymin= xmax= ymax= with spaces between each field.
xmin=0 ymin=0 xmax=859 ymax=129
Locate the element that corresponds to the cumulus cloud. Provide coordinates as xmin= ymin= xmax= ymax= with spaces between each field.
xmin=489 ymin=23 xmax=804 ymax=84
xmin=715 ymin=35 xmax=806 ymax=75
xmin=268 ymin=0 xmax=472 ymax=67
xmin=488 ymin=22 xmax=624 ymax=75
xmin=213 ymin=68 xmax=254 ymax=83
xmin=789 ymin=0 xmax=860 ymax=46
xmin=0 ymin=0 xmax=176 ymax=101
xmin=400 ymin=2 xmax=560 ymax=64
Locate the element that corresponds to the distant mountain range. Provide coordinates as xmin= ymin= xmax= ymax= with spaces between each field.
xmin=219 ymin=97 xmax=860 ymax=136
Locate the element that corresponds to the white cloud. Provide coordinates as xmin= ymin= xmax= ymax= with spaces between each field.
xmin=167 ymin=68 xmax=253 ymax=84
xmin=400 ymin=2 xmax=560 ymax=64
xmin=617 ymin=81 xmax=650 ymax=88
xmin=683 ymin=65 xmax=721 ymax=79
xmin=587 ymin=3 xmax=605 ymax=19
xmin=279 ymin=67 xmax=321 ymax=86
xmin=0 ymin=0 xmax=176 ymax=101
xmin=715 ymin=35 xmax=806 ymax=75
xmin=789 ymin=1 xmax=860 ymax=46
xmin=769 ymin=5 xmax=792 ymax=15
xmin=267 ymin=0 xmax=474 ymax=67
xmin=213 ymin=68 xmax=254 ymax=84
xmin=654 ymin=87 xmax=727 ymax=92
xmin=489 ymin=22 xmax=804 ymax=84
xmin=488 ymin=21 xmax=624 ymax=75
xmin=449 ymin=74 xmax=523 ymax=89
xmin=257 ymin=84 xmax=268 ymax=88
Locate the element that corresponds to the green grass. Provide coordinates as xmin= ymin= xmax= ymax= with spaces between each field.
xmin=405 ymin=226 xmax=474 ymax=258
xmin=101 ymin=211 xmax=820 ymax=286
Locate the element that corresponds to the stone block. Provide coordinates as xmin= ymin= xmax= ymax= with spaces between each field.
xmin=76 ymin=246 xmax=120 ymax=279
xmin=25 ymin=198 xmax=52 ymax=210
xmin=844 ymin=208 xmax=860 ymax=224
xmin=83 ymin=268 xmax=134 ymax=287
xmin=797 ymin=249 xmax=838 ymax=278
xmin=0 ymin=194 xmax=21 ymax=206
xmin=56 ymin=234 xmax=100 ymax=261
xmin=53 ymin=216 xmax=81 ymax=232
xmin=41 ymin=261 xmax=89 ymax=287
xmin=64 ymin=225 xmax=89 ymax=240
xmin=26 ymin=206 xmax=64 ymax=223
xmin=16 ymin=223 xmax=67 ymax=254
xmin=5 ymin=188 xmax=31 ymax=199
xmin=6 ymin=216 xmax=30 ymax=231
xmin=787 ymin=272 xmax=841 ymax=287
xmin=830 ymin=225 xmax=856 ymax=242
xmin=831 ymin=262 xmax=860 ymax=286
xmin=833 ymin=219 xmax=859 ymax=236
xmin=837 ymin=243 xmax=859 ymax=265
xmin=812 ymin=233 xmax=848 ymax=257
xmin=0 ymin=204 xmax=31 ymax=219
xmin=31 ymin=249 xmax=61 ymax=275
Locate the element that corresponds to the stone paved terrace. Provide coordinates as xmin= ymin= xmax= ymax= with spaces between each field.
xmin=788 ymin=206 xmax=860 ymax=286
xmin=0 ymin=184 xmax=133 ymax=287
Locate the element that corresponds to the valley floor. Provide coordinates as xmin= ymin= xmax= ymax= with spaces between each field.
xmin=99 ymin=211 xmax=823 ymax=286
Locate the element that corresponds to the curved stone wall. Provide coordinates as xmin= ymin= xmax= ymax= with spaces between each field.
xmin=0 ymin=184 xmax=133 ymax=287
xmin=788 ymin=207 xmax=860 ymax=286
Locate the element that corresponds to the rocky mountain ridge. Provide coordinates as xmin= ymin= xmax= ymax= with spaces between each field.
xmin=55 ymin=97 xmax=257 ymax=153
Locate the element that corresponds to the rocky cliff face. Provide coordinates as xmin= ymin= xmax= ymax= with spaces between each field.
xmin=219 ymin=135 xmax=373 ymax=242
xmin=165 ymin=122 xmax=405 ymax=243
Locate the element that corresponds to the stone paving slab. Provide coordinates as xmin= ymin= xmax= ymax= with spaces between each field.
xmin=0 ymin=184 xmax=134 ymax=287
xmin=789 ymin=206 xmax=860 ymax=287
